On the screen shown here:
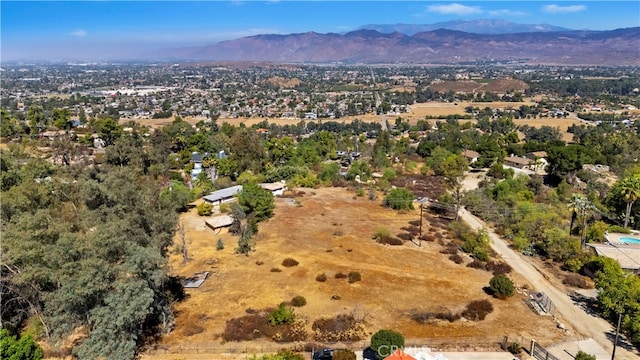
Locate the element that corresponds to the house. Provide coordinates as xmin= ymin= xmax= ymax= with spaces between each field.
xmin=304 ymin=112 xmax=317 ymax=119
xmin=525 ymin=151 xmax=548 ymax=172
xmin=203 ymin=185 xmax=242 ymax=206
xmin=462 ymin=150 xmax=480 ymax=164
xmin=504 ymin=156 xmax=533 ymax=170
xmin=259 ymin=182 xmax=287 ymax=196
xmin=191 ymin=152 xmax=204 ymax=183
xmin=383 ymin=349 xmax=416 ymax=360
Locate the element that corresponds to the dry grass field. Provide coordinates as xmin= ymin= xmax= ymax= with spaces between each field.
xmin=147 ymin=187 xmax=573 ymax=357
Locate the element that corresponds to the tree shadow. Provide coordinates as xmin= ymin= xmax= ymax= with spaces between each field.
xmin=605 ymin=330 xmax=638 ymax=353
xmin=568 ymin=292 xmax=599 ymax=317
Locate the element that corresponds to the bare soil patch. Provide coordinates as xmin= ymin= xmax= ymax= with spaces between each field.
xmin=152 ymin=187 xmax=569 ymax=354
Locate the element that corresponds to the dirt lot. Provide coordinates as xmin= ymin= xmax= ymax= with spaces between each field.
xmin=149 ymin=187 xmax=572 ymax=356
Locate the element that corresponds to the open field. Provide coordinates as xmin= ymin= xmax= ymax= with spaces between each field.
xmin=149 ymin=187 xmax=573 ymax=357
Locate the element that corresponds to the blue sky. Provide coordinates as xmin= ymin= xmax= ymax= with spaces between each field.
xmin=2 ymin=1 xmax=639 ymax=61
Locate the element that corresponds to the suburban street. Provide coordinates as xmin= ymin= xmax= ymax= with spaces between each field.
xmin=458 ymin=207 xmax=639 ymax=359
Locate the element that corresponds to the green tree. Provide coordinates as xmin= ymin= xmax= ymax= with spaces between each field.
xmin=0 ymin=329 xmax=44 ymax=360
xmin=370 ymin=329 xmax=405 ymax=360
xmin=238 ymin=182 xmax=274 ymax=222
xmin=160 ymin=180 xmax=193 ymax=212
xmin=489 ymin=275 xmax=515 ymax=299
xmin=51 ymin=108 xmax=72 ymax=131
xmin=610 ymin=174 xmax=640 ymax=228
xmin=383 ymin=188 xmax=415 ymax=210
xmin=94 ymin=117 xmax=123 ymax=146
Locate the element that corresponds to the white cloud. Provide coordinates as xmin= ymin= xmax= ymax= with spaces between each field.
xmin=71 ymin=29 xmax=87 ymax=37
xmin=542 ymin=4 xmax=586 ymax=13
xmin=427 ymin=3 xmax=482 ymax=15
xmin=488 ymin=9 xmax=526 ymax=16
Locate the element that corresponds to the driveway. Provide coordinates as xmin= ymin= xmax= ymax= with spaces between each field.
xmin=458 ymin=207 xmax=639 ymax=359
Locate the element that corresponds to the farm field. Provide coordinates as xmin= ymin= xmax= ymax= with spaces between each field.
xmin=149 ymin=187 xmax=575 ymax=357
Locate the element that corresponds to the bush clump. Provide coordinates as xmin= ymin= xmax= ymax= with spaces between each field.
xmin=216 ymin=238 xmax=224 ymax=251
xmin=315 ymin=273 xmax=327 ymax=282
xmin=270 ymin=267 xmax=282 ymax=272
xmin=348 ymin=271 xmax=361 ymax=284
xmin=335 ymin=272 xmax=347 ymax=279
xmin=269 ymin=302 xmax=295 ymax=326
xmin=196 ymin=202 xmax=213 ymax=216
xmin=291 ymin=296 xmax=307 ymax=307
xmin=371 ymin=329 xmax=405 ymax=360
xmin=461 ymin=299 xmax=494 ymax=321
xmin=383 ymin=188 xmax=415 ymax=210
xmin=312 ymin=314 xmax=365 ymax=342
xmin=489 ymin=275 xmax=515 ymax=299
xmin=563 ymin=273 xmax=593 ymax=289
xmin=449 ymin=254 xmax=464 ymax=264
xmin=282 ymin=258 xmax=299 ymax=267
xmin=410 ymin=310 xmax=461 ymax=323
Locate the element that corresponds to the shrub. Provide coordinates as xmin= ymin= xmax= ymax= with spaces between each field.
xmin=371 ymin=329 xmax=405 ymax=360
xmin=508 ymin=342 xmax=521 ymax=355
xmin=315 ymin=273 xmax=327 ymax=282
xmin=379 ymin=236 xmax=403 ymax=245
xmin=461 ymin=300 xmax=494 ymax=321
xmin=383 ymin=188 xmax=415 ymax=210
xmin=312 ymin=314 xmax=365 ymax=342
xmin=219 ymin=203 xmax=231 ymax=213
xmin=489 ymin=275 xmax=515 ymax=299
xmin=216 ymin=238 xmax=224 ymax=251
xmin=348 ymin=271 xmax=361 ymax=284
xmin=485 ymin=261 xmax=512 ymax=275
xmin=269 ymin=302 xmax=295 ymax=326
xmin=410 ymin=310 xmax=460 ymax=323
xmin=332 ymin=349 xmax=357 ymax=360
xmin=575 ymin=351 xmax=597 ymax=360
xmin=291 ymin=296 xmax=307 ymax=307
xmin=270 ymin=268 xmax=282 ymax=273
xmin=563 ymin=274 xmax=593 ymax=289
xmin=0 ymin=329 xmax=44 ymax=360
xmin=335 ymin=272 xmax=347 ymax=279
xmin=373 ymin=227 xmax=390 ymax=241
xmin=449 ymin=254 xmax=464 ymax=264
xmin=608 ymin=225 xmax=631 ymax=234
xmin=282 ymin=258 xmax=299 ymax=267
xmin=196 ymin=202 xmax=213 ymax=216
xmin=397 ymin=233 xmax=413 ymax=241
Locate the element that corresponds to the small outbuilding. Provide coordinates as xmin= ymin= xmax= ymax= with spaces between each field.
xmin=203 ymin=185 xmax=242 ymax=206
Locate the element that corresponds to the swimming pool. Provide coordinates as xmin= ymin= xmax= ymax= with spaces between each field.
xmin=620 ymin=236 xmax=640 ymax=245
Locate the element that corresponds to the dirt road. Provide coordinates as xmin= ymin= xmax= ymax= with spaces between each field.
xmin=458 ymin=207 xmax=639 ymax=359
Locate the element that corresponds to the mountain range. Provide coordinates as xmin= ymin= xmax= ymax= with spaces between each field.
xmin=159 ymin=25 xmax=640 ymax=66
xmin=356 ymin=19 xmax=572 ymax=35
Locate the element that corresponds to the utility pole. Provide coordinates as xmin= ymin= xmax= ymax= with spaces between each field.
xmin=418 ymin=204 xmax=423 ymax=247
xmin=612 ymin=311 xmax=622 ymax=360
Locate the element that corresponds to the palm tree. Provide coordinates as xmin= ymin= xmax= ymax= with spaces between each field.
xmin=618 ymin=174 xmax=640 ymax=228
xmin=568 ymin=194 xmax=593 ymax=247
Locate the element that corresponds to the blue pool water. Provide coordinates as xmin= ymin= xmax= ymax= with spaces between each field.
xmin=620 ymin=236 xmax=640 ymax=245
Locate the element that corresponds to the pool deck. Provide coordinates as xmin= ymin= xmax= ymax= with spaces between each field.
xmin=589 ymin=232 xmax=640 ymax=273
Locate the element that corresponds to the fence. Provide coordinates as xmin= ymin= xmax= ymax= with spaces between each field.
xmin=528 ymin=291 xmax=556 ymax=316
xmin=530 ymin=340 xmax=561 ymax=360
xmin=144 ymin=336 xmax=508 ymax=356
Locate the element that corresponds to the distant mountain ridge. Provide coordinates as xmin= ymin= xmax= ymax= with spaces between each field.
xmin=356 ymin=19 xmax=572 ymax=35
xmin=160 ymin=27 xmax=640 ymax=66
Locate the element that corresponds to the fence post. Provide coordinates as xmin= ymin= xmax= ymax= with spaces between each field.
xmin=530 ymin=339 xmax=536 ymax=355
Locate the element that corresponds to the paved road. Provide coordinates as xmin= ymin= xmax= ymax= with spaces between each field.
xmin=458 ymin=207 xmax=639 ymax=360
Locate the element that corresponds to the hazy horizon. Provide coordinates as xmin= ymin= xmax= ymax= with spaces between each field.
xmin=2 ymin=1 xmax=639 ymax=62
